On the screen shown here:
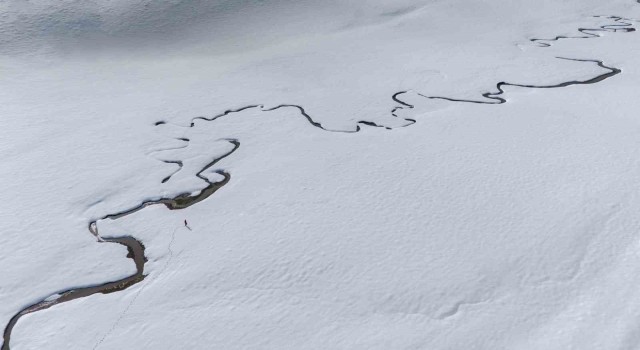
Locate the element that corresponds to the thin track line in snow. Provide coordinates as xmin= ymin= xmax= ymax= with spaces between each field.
xmin=93 ymin=225 xmax=180 ymax=350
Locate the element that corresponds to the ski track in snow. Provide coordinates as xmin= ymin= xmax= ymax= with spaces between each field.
xmin=2 ymin=11 xmax=639 ymax=350
xmin=92 ymin=225 xmax=181 ymax=350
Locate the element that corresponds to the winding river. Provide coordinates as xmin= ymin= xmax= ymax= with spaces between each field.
xmin=2 ymin=13 xmax=638 ymax=350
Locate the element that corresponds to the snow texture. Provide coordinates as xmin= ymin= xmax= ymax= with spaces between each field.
xmin=3 ymin=0 xmax=640 ymax=349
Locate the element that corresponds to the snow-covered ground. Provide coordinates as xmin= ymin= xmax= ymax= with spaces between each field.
xmin=3 ymin=0 xmax=640 ymax=349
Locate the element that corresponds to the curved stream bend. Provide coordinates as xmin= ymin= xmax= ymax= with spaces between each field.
xmin=1 ymin=140 xmax=241 ymax=350
xmin=1 ymin=12 xmax=638 ymax=350
xmin=530 ymin=15 xmax=636 ymax=47
xmin=422 ymin=58 xmax=620 ymax=105
xmin=1 ymin=237 xmax=145 ymax=350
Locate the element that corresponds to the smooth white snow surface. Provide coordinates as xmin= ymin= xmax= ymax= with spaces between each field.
xmin=3 ymin=0 xmax=640 ymax=349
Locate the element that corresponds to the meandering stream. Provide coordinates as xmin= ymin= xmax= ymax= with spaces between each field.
xmin=1 ymin=14 xmax=637 ymax=350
